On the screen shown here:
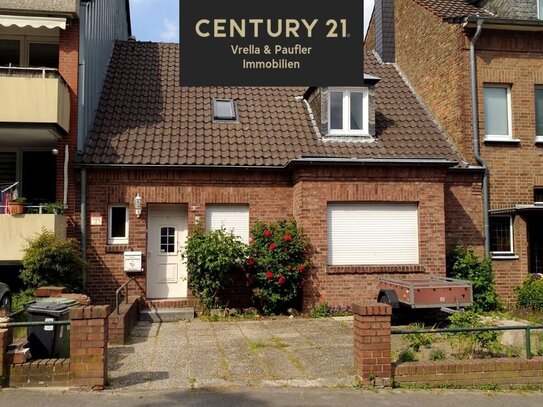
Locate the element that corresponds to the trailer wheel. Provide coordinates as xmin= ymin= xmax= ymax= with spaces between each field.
xmin=377 ymin=289 xmax=399 ymax=309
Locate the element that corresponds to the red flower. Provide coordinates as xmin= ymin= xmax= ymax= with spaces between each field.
xmin=297 ymin=265 xmax=306 ymax=273
xmin=287 ymin=266 xmax=292 ymax=271
xmin=283 ymin=234 xmax=293 ymax=242
xmin=265 ymin=271 xmax=274 ymax=279
xmin=264 ymin=229 xmax=272 ymax=237
xmin=269 ymin=242 xmax=277 ymax=250
xmin=278 ymin=275 xmax=286 ymax=284
xmin=247 ymin=258 xmax=255 ymax=266
xmin=299 ymin=280 xmax=305 ymax=287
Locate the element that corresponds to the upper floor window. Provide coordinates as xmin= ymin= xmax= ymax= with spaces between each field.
xmin=536 ymin=87 xmax=543 ymax=142
xmin=539 ymin=0 xmax=543 ymax=19
xmin=328 ymin=88 xmax=369 ymax=136
xmin=483 ymin=84 xmax=512 ymax=141
xmin=0 ymin=37 xmax=59 ymax=68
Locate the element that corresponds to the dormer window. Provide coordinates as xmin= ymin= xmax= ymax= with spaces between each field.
xmin=328 ymin=88 xmax=369 ymax=135
xmin=213 ymin=99 xmax=237 ymax=121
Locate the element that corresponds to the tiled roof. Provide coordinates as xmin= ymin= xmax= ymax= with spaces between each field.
xmin=413 ymin=0 xmax=494 ymax=18
xmin=80 ymin=41 xmax=462 ymax=167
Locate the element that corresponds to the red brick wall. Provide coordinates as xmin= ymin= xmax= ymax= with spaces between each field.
xmin=394 ymin=357 xmax=543 ymax=387
xmin=395 ymin=0 xmax=468 ymax=157
xmin=85 ymin=169 xmax=293 ymax=305
xmin=444 ymin=171 xmax=484 ymax=255
xmin=57 ymin=19 xmax=79 ymax=238
xmin=292 ymin=166 xmax=449 ymax=310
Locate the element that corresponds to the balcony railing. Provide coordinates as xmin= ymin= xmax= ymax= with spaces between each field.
xmin=0 ymin=66 xmax=70 ymax=138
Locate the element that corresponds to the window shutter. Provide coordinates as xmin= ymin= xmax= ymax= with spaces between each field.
xmin=327 ymin=203 xmax=419 ymax=265
xmin=206 ymin=204 xmax=249 ymax=243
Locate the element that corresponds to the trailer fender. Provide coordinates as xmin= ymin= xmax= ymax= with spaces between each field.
xmin=377 ymin=289 xmax=400 ymax=309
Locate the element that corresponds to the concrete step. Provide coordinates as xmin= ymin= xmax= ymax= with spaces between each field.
xmin=139 ymin=307 xmax=195 ymax=322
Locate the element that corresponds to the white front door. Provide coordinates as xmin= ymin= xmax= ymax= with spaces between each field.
xmin=147 ymin=205 xmax=188 ymax=299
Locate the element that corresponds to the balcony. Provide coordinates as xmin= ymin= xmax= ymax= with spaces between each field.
xmin=0 ymin=0 xmax=79 ymax=18
xmin=0 ymin=213 xmax=66 ymax=263
xmin=0 ymin=67 xmax=70 ymax=146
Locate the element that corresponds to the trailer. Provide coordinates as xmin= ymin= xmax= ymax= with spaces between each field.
xmin=378 ymin=277 xmax=473 ymax=312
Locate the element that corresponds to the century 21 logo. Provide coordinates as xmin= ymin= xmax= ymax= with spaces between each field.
xmin=194 ymin=18 xmax=349 ymax=38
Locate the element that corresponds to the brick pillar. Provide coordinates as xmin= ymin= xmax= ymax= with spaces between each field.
xmin=0 ymin=326 xmax=13 ymax=385
xmin=352 ymin=303 xmax=392 ymax=386
xmin=69 ymin=305 xmax=110 ymax=390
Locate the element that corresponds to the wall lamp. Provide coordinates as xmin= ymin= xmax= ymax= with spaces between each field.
xmin=134 ymin=193 xmax=142 ymax=218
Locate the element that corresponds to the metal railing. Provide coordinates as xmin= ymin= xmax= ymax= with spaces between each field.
xmin=0 ymin=204 xmax=56 ymax=214
xmin=115 ymin=277 xmax=137 ymax=314
xmin=392 ymin=324 xmax=543 ymax=359
xmin=0 ymin=320 xmax=70 ymax=329
xmin=0 ymin=66 xmax=66 ymax=84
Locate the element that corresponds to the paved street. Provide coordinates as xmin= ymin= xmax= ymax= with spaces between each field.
xmin=108 ymin=317 xmax=355 ymax=390
xmin=1 ymin=387 xmax=543 ymax=407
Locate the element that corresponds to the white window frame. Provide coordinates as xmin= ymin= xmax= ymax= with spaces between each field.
xmin=483 ymin=84 xmax=513 ymax=141
xmin=108 ymin=204 xmax=129 ymax=245
xmin=490 ymin=215 xmax=514 ymax=256
xmin=535 ymin=86 xmax=543 ymax=143
xmin=539 ymin=0 xmax=543 ymax=20
xmin=205 ymin=204 xmax=249 ymax=243
xmin=327 ymin=203 xmax=420 ymax=266
xmin=327 ymin=87 xmax=369 ymax=136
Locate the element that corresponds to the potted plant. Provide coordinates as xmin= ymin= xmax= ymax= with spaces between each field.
xmin=9 ymin=197 xmax=26 ymax=215
xmin=43 ymin=201 xmax=65 ymax=215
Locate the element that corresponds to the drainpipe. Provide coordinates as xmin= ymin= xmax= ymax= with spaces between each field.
xmin=470 ymin=18 xmax=490 ymax=256
xmin=81 ymin=168 xmax=87 ymax=289
xmin=63 ymin=145 xmax=69 ymax=209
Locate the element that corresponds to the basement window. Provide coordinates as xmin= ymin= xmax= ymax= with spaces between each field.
xmin=212 ymin=99 xmax=237 ymax=121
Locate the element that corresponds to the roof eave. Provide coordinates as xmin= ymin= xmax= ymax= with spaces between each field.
xmin=452 ymin=15 xmax=543 ymax=31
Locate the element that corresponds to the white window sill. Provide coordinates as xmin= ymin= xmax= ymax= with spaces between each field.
xmin=108 ymin=239 xmax=129 ymax=245
xmin=535 ymin=137 xmax=543 ymax=144
xmin=491 ymin=254 xmax=519 ymax=260
xmin=483 ymin=137 xmax=520 ymax=144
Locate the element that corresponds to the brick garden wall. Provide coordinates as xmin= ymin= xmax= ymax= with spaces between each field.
xmin=354 ymin=302 xmax=543 ymax=387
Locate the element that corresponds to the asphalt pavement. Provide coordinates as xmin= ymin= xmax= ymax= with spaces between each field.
xmin=1 ymin=387 xmax=543 ymax=407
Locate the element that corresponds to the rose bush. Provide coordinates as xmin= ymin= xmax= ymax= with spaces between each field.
xmin=246 ymin=219 xmax=309 ymax=315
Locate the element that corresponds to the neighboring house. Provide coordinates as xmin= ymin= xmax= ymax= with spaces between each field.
xmin=0 ymin=0 xmax=130 ymax=283
xmin=77 ymin=40 xmax=482 ymax=309
xmin=366 ymin=0 xmax=543 ymax=302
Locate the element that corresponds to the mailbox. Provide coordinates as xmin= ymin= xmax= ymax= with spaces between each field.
xmin=124 ymin=251 xmax=142 ymax=273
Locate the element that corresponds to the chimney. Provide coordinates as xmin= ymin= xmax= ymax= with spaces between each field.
xmin=375 ymin=0 xmax=395 ymax=63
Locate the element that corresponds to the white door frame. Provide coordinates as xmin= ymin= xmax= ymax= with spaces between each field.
xmin=146 ymin=204 xmax=188 ymax=299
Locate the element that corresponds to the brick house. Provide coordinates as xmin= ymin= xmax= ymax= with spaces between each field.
xmin=0 ymin=0 xmax=130 ymax=286
xmin=77 ymin=40 xmax=483 ymax=310
xmin=366 ymin=0 xmax=543 ymax=302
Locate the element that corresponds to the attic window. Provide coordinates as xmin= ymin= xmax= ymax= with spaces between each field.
xmin=328 ymin=88 xmax=369 ymax=136
xmin=213 ymin=99 xmax=237 ymax=121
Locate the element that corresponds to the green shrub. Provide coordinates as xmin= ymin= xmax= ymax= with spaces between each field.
xmin=311 ymin=301 xmax=330 ymax=318
xmin=183 ymin=226 xmax=247 ymax=312
xmin=429 ymin=348 xmax=446 ymax=361
xmin=247 ymin=220 xmax=309 ymax=315
xmin=515 ymin=275 xmax=543 ymax=311
xmin=404 ymin=323 xmax=434 ymax=352
xmin=21 ymin=230 xmax=85 ymax=291
xmin=447 ymin=245 xmax=499 ymax=312
xmin=396 ymin=349 xmax=417 ymax=363
xmin=12 ymin=289 xmax=35 ymax=313
xmin=447 ymin=310 xmax=501 ymax=359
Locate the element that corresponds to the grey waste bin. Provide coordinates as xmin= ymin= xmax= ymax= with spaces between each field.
xmin=25 ymin=298 xmax=78 ymax=359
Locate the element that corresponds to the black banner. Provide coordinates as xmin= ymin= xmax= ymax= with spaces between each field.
xmin=179 ymin=0 xmax=364 ymax=86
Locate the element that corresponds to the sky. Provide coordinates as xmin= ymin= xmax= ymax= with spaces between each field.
xmin=129 ymin=0 xmax=375 ymax=42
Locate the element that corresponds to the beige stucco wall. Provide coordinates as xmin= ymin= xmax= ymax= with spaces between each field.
xmin=0 ymin=214 xmax=66 ymax=262
xmin=0 ymin=76 xmax=70 ymax=132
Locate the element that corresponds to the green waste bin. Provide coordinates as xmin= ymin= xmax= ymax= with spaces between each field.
xmin=25 ymin=298 xmax=78 ymax=359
